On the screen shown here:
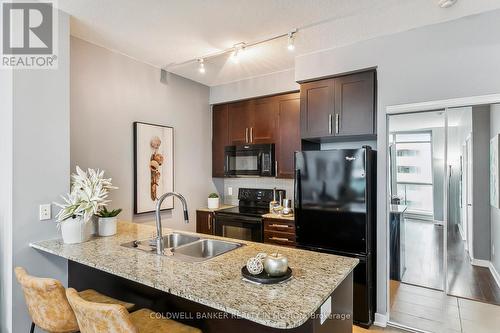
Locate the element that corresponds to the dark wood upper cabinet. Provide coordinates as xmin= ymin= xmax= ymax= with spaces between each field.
xmin=276 ymin=93 xmax=300 ymax=178
xmin=212 ymin=104 xmax=228 ymax=177
xmin=334 ymin=71 xmax=375 ymax=136
xmin=300 ymin=70 xmax=376 ymax=140
xmin=300 ymin=79 xmax=335 ymax=139
xmin=228 ymin=101 xmax=253 ymax=145
xmin=252 ymin=97 xmax=277 ymax=144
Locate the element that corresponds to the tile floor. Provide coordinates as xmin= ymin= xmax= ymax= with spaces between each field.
xmin=389 ymin=280 xmax=500 ymax=332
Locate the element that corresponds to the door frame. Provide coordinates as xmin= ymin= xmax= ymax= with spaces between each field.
xmin=384 ymin=93 xmax=500 ymax=329
xmin=464 ymin=134 xmax=474 ymax=259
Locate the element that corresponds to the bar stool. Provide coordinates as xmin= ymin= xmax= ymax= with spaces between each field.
xmin=66 ymin=288 xmax=202 ymax=333
xmin=15 ymin=267 xmax=135 ymax=333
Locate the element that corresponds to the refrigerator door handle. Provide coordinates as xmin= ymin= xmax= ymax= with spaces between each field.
xmin=294 ymin=169 xmax=301 ymax=210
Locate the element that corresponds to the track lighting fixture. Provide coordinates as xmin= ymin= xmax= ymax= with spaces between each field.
xmin=198 ymin=58 xmax=205 ymax=73
xmin=231 ymin=43 xmax=246 ymax=63
xmin=287 ymin=31 xmax=296 ymax=51
xmin=438 ymin=0 xmax=457 ymax=8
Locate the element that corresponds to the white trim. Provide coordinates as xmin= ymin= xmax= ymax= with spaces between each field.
xmin=471 ymin=258 xmax=490 ymax=267
xmin=489 ymin=262 xmax=500 ymax=289
xmin=386 ymin=93 xmax=500 ymax=114
xmin=457 ymin=223 xmax=465 ymax=241
xmin=387 ymin=321 xmax=428 ymax=333
xmin=374 ymin=312 xmax=388 ymax=327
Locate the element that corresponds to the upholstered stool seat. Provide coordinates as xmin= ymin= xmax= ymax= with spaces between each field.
xmin=78 ymin=289 xmax=135 ymax=311
xmin=66 ymin=288 xmax=202 ymax=333
xmin=15 ymin=267 xmax=135 ymax=333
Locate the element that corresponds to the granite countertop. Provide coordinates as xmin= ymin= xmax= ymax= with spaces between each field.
xmin=30 ymin=221 xmax=358 ymax=329
xmin=262 ymin=213 xmax=295 ymax=221
xmin=196 ymin=204 xmax=235 ymax=212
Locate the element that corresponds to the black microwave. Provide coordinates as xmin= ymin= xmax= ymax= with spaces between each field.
xmin=224 ymin=144 xmax=275 ymax=177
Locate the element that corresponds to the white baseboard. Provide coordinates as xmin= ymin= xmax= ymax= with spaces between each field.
xmin=489 ymin=262 xmax=500 ymax=289
xmin=471 ymin=258 xmax=490 ymax=267
xmin=374 ymin=312 xmax=387 ymax=327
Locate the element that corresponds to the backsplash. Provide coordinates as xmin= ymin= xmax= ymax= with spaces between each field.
xmin=215 ymin=178 xmax=294 ymax=206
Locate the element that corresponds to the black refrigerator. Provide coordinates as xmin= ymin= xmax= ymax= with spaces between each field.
xmin=294 ymin=147 xmax=376 ymax=327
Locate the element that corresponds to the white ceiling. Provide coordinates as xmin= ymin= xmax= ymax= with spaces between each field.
xmin=58 ymin=0 xmax=500 ymax=87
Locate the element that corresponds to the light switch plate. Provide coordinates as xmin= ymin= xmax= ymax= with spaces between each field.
xmin=39 ymin=204 xmax=51 ymax=221
xmin=228 ymin=187 xmax=233 ymax=196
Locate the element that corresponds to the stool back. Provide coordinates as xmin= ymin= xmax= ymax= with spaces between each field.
xmin=14 ymin=267 xmax=78 ymax=333
xmin=66 ymin=288 xmax=137 ymax=333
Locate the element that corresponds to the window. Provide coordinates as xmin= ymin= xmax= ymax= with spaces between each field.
xmin=391 ymin=131 xmax=434 ymax=217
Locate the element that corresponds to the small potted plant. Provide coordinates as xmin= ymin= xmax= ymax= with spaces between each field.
xmin=207 ymin=192 xmax=220 ymax=209
xmin=96 ymin=207 xmax=122 ymax=236
xmin=55 ymin=166 xmax=117 ymax=244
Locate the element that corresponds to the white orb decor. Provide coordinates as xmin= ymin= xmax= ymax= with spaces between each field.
xmin=246 ymin=257 xmax=264 ymax=275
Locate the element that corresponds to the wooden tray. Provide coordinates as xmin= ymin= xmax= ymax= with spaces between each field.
xmin=241 ymin=266 xmax=292 ymax=284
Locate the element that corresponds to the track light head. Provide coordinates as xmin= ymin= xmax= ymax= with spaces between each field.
xmin=287 ymin=31 xmax=296 ymax=51
xmin=198 ymin=58 xmax=205 ymax=73
xmin=438 ymin=0 xmax=457 ymax=8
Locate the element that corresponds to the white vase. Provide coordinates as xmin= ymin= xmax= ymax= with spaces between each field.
xmin=98 ymin=217 xmax=117 ymax=237
xmin=207 ymin=197 xmax=220 ymax=209
xmin=60 ymin=216 xmax=91 ymax=244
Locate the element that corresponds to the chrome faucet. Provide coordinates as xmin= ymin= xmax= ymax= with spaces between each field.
xmin=155 ymin=192 xmax=189 ymax=254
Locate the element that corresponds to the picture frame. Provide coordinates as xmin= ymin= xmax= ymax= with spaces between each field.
xmin=490 ymin=133 xmax=500 ymax=208
xmin=134 ymin=122 xmax=174 ymax=214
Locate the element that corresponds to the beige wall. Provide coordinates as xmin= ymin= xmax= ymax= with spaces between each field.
xmin=71 ymin=37 xmax=212 ymax=231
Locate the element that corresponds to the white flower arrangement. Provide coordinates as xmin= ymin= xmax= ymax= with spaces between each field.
xmin=55 ymin=166 xmax=118 ymax=223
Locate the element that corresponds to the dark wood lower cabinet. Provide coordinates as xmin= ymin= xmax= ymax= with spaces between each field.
xmin=263 ymin=218 xmax=296 ymax=247
xmin=196 ymin=210 xmax=215 ymax=235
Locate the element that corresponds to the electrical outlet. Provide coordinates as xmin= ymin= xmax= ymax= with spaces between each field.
xmin=228 ymin=187 xmax=233 ymax=196
xmin=39 ymin=204 xmax=51 ymax=221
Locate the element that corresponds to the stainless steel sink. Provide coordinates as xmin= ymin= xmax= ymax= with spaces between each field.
xmin=172 ymin=239 xmax=243 ymax=262
xmin=121 ymin=234 xmax=242 ymax=262
xmin=121 ymin=233 xmax=200 ymax=253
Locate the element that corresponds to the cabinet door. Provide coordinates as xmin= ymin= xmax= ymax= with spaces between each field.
xmin=251 ymin=97 xmax=277 ymax=144
xmin=334 ymin=71 xmax=375 ymax=136
xmin=212 ymin=104 xmax=229 ymax=177
xmin=196 ymin=210 xmax=214 ymax=235
xmin=300 ymin=79 xmax=335 ymax=139
xmin=276 ymin=93 xmax=300 ymax=178
xmin=228 ymin=101 xmax=253 ymax=145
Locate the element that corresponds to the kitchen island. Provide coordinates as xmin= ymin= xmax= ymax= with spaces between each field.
xmin=31 ymin=221 xmax=358 ymax=333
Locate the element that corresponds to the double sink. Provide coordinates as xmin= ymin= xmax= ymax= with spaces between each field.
xmin=121 ymin=233 xmax=243 ymax=262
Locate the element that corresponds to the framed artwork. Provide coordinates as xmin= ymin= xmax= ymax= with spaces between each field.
xmin=490 ymin=133 xmax=500 ymax=208
xmin=134 ymin=122 xmax=174 ymax=214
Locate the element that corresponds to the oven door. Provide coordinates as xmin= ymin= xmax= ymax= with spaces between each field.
xmin=214 ymin=214 xmax=263 ymax=242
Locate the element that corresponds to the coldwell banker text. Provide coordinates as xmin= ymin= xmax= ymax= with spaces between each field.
xmin=1 ymin=0 xmax=58 ymax=69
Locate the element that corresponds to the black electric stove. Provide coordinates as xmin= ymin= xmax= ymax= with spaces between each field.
xmin=214 ymin=188 xmax=285 ymax=242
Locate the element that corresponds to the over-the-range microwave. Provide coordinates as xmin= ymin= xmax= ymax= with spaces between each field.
xmin=224 ymin=144 xmax=275 ymax=177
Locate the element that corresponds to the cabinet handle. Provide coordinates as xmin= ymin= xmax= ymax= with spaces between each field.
xmin=250 ymin=127 xmax=253 ymax=143
xmin=275 ymin=161 xmax=278 ymax=176
xmin=207 ymin=214 xmax=211 ymax=230
xmin=270 ymin=236 xmax=291 ymax=242
xmin=269 ymin=224 xmax=290 ymax=228
xmin=245 ymin=128 xmax=249 ymax=143
xmin=335 ymin=114 xmax=340 ymax=134
xmin=328 ymin=114 xmax=332 ymax=134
